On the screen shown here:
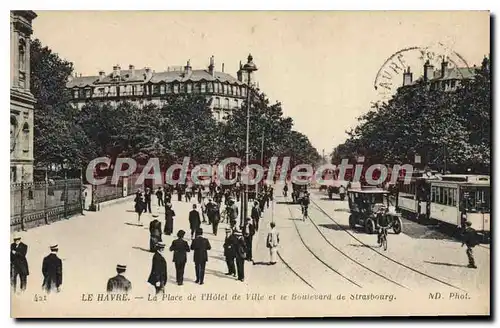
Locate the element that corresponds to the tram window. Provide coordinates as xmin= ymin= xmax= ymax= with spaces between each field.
xmin=443 ymin=188 xmax=449 ymax=205
xmin=451 ymin=189 xmax=456 ymax=206
xmin=438 ymin=187 xmax=443 ymax=204
xmin=431 ymin=186 xmax=436 ymax=202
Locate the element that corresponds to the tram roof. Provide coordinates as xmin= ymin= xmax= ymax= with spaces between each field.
xmin=348 ymin=188 xmax=389 ymax=194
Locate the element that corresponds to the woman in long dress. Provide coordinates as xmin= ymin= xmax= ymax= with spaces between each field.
xmin=266 ymin=222 xmax=280 ymax=265
xmin=135 ymin=194 xmax=145 ymax=225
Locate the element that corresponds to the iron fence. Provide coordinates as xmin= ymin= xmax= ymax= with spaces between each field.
xmin=10 ymin=178 xmax=83 ymax=231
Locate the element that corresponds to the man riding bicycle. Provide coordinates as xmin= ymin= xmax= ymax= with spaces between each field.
xmin=300 ymin=191 xmax=310 ymax=220
xmin=376 ymin=205 xmax=390 ymax=245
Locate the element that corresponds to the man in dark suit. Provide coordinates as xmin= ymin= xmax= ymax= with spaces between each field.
xmin=242 ymin=217 xmax=256 ymax=261
xmin=169 ymin=230 xmax=190 ymax=285
xmin=107 ymin=264 xmax=132 ymax=293
xmin=149 ymin=218 xmax=162 ymax=252
xmin=223 ymin=228 xmax=237 ymax=277
xmin=155 ymin=187 xmax=164 ymax=207
xmin=144 ymin=188 xmax=152 ymax=213
xmin=11 ymin=235 xmax=29 ymax=292
xmin=190 ymin=228 xmax=212 ymax=285
xmin=148 ymin=242 xmax=167 ymax=294
xmin=42 ymin=245 xmax=62 ymax=293
xmin=189 ymin=204 xmax=201 ymax=239
xmin=251 ymin=201 xmax=261 ymax=232
xmin=233 ymin=230 xmax=247 ymax=282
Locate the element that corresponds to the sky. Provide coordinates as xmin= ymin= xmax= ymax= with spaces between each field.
xmin=31 ymin=11 xmax=489 ymax=157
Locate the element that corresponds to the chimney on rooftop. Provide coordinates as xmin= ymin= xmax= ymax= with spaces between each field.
xmin=440 ymin=57 xmax=448 ymax=78
xmin=222 ymin=63 xmax=225 ymax=73
xmin=145 ymin=67 xmax=153 ymax=80
xmin=98 ymin=70 xmax=105 ymax=81
xmin=184 ymin=60 xmax=192 ymax=75
xmin=423 ymin=60 xmax=434 ymax=82
xmin=112 ymin=65 xmax=121 ymax=78
xmin=208 ymin=55 xmax=215 ymax=77
xmin=402 ymin=67 xmax=413 ymax=86
xmin=129 ymin=64 xmax=135 ymax=70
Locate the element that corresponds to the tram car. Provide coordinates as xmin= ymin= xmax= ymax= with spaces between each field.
xmin=395 ymin=170 xmax=440 ymax=221
xmin=396 ymin=173 xmax=490 ymax=234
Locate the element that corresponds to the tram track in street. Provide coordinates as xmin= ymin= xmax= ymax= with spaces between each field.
xmin=310 ymin=198 xmax=468 ymax=292
xmin=284 ymin=204 xmax=363 ymax=289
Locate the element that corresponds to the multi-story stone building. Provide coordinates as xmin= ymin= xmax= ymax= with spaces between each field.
xmin=10 ymin=10 xmax=37 ymax=183
xmin=67 ymin=55 xmax=257 ymax=121
xmin=401 ymin=58 xmax=475 ymax=92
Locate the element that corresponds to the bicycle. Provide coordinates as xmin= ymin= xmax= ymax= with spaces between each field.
xmin=378 ymin=226 xmax=388 ymax=251
xmin=301 ymin=205 xmax=308 ymax=221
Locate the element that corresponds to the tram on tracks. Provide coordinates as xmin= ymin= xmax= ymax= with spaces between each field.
xmin=395 ymin=172 xmax=491 ymax=234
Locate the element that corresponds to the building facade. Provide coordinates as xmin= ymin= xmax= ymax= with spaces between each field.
xmin=11 ymin=11 xmax=37 ymax=183
xmin=67 ymin=55 xmax=257 ymax=122
xmin=401 ymin=59 xmax=475 ymax=92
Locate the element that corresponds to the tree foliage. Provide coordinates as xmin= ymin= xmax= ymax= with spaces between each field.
xmin=332 ymin=57 xmax=491 ymax=174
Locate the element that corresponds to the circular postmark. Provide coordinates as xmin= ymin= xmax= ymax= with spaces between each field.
xmin=374 ymin=42 xmax=472 ymax=100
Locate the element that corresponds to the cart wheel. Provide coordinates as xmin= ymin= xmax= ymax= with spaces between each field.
xmin=393 ymin=217 xmax=403 ymax=234
xmin=365 ymin=218 xmax=375 ymax=234
xmin=349 ymin=214 xmax=356 ymax=229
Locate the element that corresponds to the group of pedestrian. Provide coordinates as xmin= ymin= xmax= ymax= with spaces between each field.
xmin=147 ymin=228 xmax=212 ymax=294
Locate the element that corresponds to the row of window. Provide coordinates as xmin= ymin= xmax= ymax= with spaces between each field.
xmin=431 ymin=186 xmax=458 ymax=207
xmin=430 ymin=79 xmax=458 ymax=91
xmin=72 ymin=81 xmax=247 ymax=99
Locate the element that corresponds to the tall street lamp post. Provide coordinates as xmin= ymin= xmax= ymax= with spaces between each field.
xmin=240 ymin=54 xmax=258 ymax=226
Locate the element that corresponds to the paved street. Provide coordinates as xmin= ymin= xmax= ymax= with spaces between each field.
xmin=12 ymin=184 xmax=489 ymax=308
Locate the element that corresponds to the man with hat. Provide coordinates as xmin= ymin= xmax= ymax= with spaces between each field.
xmin=42 ymin=244 xmax=63 ymax=293
xmin=149 ymin=217 xmax=162 ymax=252
xmin=227 ymin=198 xmax=239 ymax=226
xmin=251 ymin=201 xmax=261 ymax=232
xmin=169 ymin=230 xmax=190 ymax=285
xmin=242 ymin=217 xmax=256 ymax=262
xmin=189 ymin=204 xmax=201 ymax=239
xmin=190 ymin=228 xmax=212 ymax=285
xmin=233 ymin=230 xmax=247 ymax=282
xmin=462 ymin=221 xmax=479 ymax=269
xmin=223 ymin=228 xmax=237 ymax=277
xmin=107 ymin=264 xmax=132 ymax=293
xmin=164 ymin=203 xmax=176 ymax=236
xmin=148 ymin=242 xmax=167 ymax=294
xmin=11 ymin=235 xmax=29 ymax=292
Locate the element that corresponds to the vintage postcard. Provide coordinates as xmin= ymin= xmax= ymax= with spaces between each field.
xmin=10 ymin=10 xmax=490 ymax=318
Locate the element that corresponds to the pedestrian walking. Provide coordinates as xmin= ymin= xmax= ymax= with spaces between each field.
xmin=11 ymin=235 xmax=28 ymax=292
xmin=197 ymin=187 xmax=203 ymax=204
xmin=223 ymin=228 xmax=237 ymax=277
xmin=176 ymin=184 xmax=183 ymax=202
xmin=190 ymin=228 xmax=212 ymax=285
xmin=156 ymin=187 xmax=164 ymax=207
xmin=135 ymin=194 xmax=146 ymax=225
xmin=149 ymin=218 xmax=162 ymax=252
xmin=251 ymin=201 xmax=261 ymax=232
xmin=266 ymin=222 xmax=280 ymax=265
xmin=211 ymin=204 xmax=221 ymax=236
xmin=164 ymin=189 xmax=172 ymax=205
xmin=144 ymin=188 xmax=152 ymax=213
xmin=164 ymin=203 xmax=176 ymax=235
xmin=189 ymin=204 xmax=201 ymax=239
xmin=283 ymin=183 xmax=288 ymax=197
xmin=242 ymin=218 xmax=256 ymax=261
xmin=205 ymin=199 xmax=216 ymax=225
xmin=462 ymin=221 xmax=478 ymax=269
xmin=169 ymin=230 xmax=190 ymax=285
xmin=233 ymin=230 xmax=247 ymax=282
xmin=148 ymin=242 xmax=167 ymax=294
xmin=106 ymin=264 xmax=132 ymax=293
xmin=42 ymin=244 xmax=62 ymax=293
